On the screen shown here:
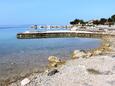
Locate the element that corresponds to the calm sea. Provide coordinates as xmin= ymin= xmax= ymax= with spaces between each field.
xmin=0 ymin=27 xmax=101 ymax=80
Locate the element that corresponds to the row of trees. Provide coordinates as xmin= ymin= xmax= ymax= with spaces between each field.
xmin=70 ymin=14 xmax=115 ymax=25
xmin=70 ymin=19 xmax=86 ymax=25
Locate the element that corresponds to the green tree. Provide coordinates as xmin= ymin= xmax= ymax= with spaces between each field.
xmin=93 ymin=20 xmax=100 ymax=25
xmin=99 ymin=18 xmax=107 ymax=25
xmin=74 ymin=19 xmax=81 ymax=24
xmin=111 ymin=14 xmax=115 ymax=22
xmin=108 ymin=18 xmax=112 ymax=22
xmin=79 ymin=20 xmax=86 ymax=24
xmin=108 ymin=18 xmax=113 ymax=26
xmin=70 ymin=21 xmax=76 ymax=25
xmin=70 ymin=19 xmax=86 ymax=25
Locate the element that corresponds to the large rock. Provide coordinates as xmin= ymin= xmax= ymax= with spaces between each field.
xmin=72 ymin=50 xmax=87 ymax=59
xmin=48 ymin=56 xmax=61 ymax=63
xmin=48 ymin=56 xmax=65 ymax=68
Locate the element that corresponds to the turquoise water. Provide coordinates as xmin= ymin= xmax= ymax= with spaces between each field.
xmin=0 ymin=27 xmax=101 ymax=80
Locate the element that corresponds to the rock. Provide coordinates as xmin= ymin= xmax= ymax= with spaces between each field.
xmin=45 ymin=69 xmax=49 ymax=73
xmin=48 ymin=56 xmax=60 ymax=63
xmin=21 ymin=78 xmax=30 ymax=86
xmin=86 ymin=52 xmax=93 ymax=58
xmin=47 ymin=69 xmax=59 ymax=76
xmin=72 ymin=50 xmax=87 ymax=59
xmin=48 ymin=56 xmax=65 ymax=68
xmin=79 ymin=50 xmax=87 ymax=53
xmin=94 ymin=50 xmax=102 ymax=55
xmin=104 ymin=43 xmax=111 ymax=47
xmin=48 ymin=62 xmax=57 ymax=67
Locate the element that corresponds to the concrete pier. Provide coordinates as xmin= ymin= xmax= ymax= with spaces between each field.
xmin=17 ymin=31 xmax=114 ymax=39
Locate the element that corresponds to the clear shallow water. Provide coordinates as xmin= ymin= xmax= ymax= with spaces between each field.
xmin=0 ymin=27 xmax=101 ymax=80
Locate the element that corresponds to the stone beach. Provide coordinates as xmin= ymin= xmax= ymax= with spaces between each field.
xmin=9 ymin=37 xmax=115 ymax=86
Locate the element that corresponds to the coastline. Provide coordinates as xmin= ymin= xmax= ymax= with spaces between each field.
xmin=0 ymin=37 xmax=101 ymax=86
xmin=8 ymin=36 xmax=115 ymax=86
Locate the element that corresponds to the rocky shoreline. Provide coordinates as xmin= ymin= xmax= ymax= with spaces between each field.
xmin=9 ymin=36 xmax=115 ymax=86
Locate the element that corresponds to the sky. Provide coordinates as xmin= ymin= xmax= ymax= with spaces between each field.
xmin=0 ymin=0 xmax=115 ymax=25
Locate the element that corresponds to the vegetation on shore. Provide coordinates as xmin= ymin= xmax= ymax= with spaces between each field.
xmin=70 ymin=14 xmax=115 ymax=26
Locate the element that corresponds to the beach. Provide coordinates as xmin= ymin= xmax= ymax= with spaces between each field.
xmin=0 ymin=0 xmax=115 ymax=86
xmin=0 ymin=28 xmax=102 ymax=86
xmin=9 ymin=37 xmax=115 ymax=86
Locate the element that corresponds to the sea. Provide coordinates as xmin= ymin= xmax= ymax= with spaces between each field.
xmin=0 ymin=26 xmax=101 ymax=81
